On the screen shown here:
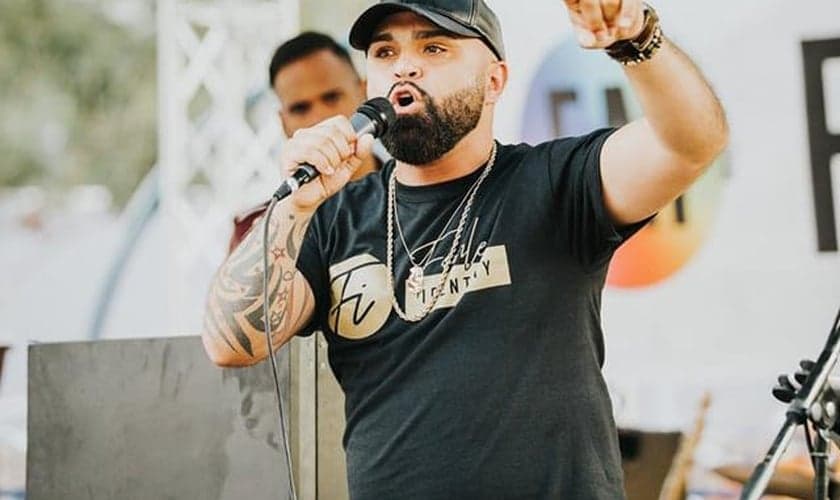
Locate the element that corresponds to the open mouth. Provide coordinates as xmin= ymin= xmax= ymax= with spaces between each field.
xmin=397 ymin=94 xmax=415 ymax=107
xmin=390 ymin=86 xmax=422 ymax=112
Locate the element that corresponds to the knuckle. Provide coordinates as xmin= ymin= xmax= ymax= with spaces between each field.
xmin=302 ymin=148 xmax=322 ymax=162
xmin=313 ymin=134 xmax=330 ymax=148
xmin=325 ymin=123 xmax=345 ymax=139
xmin=313 ymin=139 xmax=335 ymax=158
xmin=336 ymin=119 xmax=355 ymax=135
xmin=308 ymin=126 xmax=328 ymax=141
xmin=326 ymin=116 xmax=350 ymax=131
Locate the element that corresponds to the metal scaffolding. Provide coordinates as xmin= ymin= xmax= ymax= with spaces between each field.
xmin=156 ymin=2 xmax=322 ymax=498
xmin=157 ymin=0 xmax=299 ymax=334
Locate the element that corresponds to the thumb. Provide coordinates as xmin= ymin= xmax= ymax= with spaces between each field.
xmin=340 ymin=134 xmax=376 ymax=178
xmin=575 ymin=27 xmax=598 ymax=48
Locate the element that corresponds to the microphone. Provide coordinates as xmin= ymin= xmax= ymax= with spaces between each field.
xmin=272 ymin=97 xmax=396 ymax=201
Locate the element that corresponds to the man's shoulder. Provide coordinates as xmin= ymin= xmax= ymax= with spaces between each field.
xmin=491 ymin=141 xmax=543 ymax=174
xmin=495 ymin=130 xmax=616 ymax=175
xmin=310 ymin=165 xmax=388 ymax=226
xmin=534 ymin=129 xmax=617 ymax=157
xmin=233 ymin=201 xmax=270 ymax=225
xmin=504 ymin=130 xmax=616 ymax=152
xmin=227 ymin=200 xmax=270 ymax=254
xmin=496 ymin=139 xmax=573 ymax=164
xmin=340 ymin=163 xmax=388 ymax=199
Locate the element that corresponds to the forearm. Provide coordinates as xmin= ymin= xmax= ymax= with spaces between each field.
xmin=623 ymin=38 xmax=729 ymax=166
xmin=202 ymin=203 xmax=315 ymax=367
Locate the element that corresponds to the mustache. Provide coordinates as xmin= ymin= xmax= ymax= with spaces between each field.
xmin=387 ymin=81 xmax=432 ymax=102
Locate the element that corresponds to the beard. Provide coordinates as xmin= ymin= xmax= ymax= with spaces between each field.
xmin=381 ymin=78 xmax=485 ymax=165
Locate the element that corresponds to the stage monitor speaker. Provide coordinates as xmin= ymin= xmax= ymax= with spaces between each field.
xmin=27 ymin=336 xmax=292 ymax=500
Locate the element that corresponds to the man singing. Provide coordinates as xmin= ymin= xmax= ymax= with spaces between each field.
xmin=202 ymin=0 xmax=728 ymax=498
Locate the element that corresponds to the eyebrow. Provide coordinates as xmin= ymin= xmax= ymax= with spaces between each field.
xmin=284 ymin=88 xmax=344 ymax=110
xmin=287 ymin=101 xmax=310 ymax=113
xmin=369 ymin=29 xmax=466 ymax=45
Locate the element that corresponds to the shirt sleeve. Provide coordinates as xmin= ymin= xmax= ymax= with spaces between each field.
xmin=546 ymin=128 xmax=653 ymax=270
xmin=227 ymin=202 xmax=270 ymax=255
xmin=294 ymin=209 xmax=331 ymax=337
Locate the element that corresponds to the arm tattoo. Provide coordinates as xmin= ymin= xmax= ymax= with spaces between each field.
xmin=203 ymin=210 xmax=314 ymax=360
xmin=286 ymin=217 xmax=300 ymax=260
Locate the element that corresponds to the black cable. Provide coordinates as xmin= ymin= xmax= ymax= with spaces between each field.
xmin=262 ymin=197 xmax=297 ymax=500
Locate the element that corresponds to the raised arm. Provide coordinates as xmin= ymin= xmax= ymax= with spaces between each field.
xmin=563 ymin=0 xmax=729 ymax=225
xmin=202 ymin=116 xmax=375 ymax=366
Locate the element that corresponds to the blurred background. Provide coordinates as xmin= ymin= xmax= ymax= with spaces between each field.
xmin=1 ymin=0 xmax=839 ymax=498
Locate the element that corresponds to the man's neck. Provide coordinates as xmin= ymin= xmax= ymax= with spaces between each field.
xmin=395 ymin=127 xmax=495 ymax=186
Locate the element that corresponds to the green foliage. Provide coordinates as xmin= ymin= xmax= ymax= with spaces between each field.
xmin=0 ymin=0 xmax=157 ymax=207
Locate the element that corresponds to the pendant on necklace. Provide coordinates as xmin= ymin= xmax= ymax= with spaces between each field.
xmin=407 ymin=265 xmax=425 ymax=295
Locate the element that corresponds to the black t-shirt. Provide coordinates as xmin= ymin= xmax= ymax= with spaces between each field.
xmin=296 ymin=129 xmax=647 ymax=499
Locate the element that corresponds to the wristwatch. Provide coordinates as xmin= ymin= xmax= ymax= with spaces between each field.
xmin=605 ymin=3 xmax=664 ymax=66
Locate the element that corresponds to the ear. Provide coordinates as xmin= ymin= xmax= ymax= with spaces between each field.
xmin=484 ymin=61 xmax=508 ymax=105
xmin=278 ymin=110 xmax=291 ymax=138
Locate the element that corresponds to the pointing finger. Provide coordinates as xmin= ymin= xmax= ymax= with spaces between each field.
xmin=600 ymin=0 xmax=622 ymax=28
xmin=578 ymin=0 xmax=608 ymax=41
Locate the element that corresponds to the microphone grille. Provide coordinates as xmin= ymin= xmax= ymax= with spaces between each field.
xmin=359 ymin=97 xmax=396 ymax=136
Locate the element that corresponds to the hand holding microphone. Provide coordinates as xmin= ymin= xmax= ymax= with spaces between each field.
xmin=259 ymin=101 xmax=393 ymax=500
xmin=274 ymin=97 xmax=395 ymax=211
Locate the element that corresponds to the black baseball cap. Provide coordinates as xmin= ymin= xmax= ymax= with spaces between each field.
xmin=349 ymin=0 xmax=505 ymax=61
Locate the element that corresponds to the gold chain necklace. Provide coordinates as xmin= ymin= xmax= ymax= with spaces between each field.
xmin=386 ymin=142 xmax=498 ymax=322
xmin=393 ymin=168 xmax=485 ymax=285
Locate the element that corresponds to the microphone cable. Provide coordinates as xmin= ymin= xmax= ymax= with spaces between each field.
xmin=255 ymin=98 xmax=393 ymax=500
xmin=261 ymin=196 xmax=297 ymax=500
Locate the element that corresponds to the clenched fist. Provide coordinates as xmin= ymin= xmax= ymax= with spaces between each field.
xmin=280 ymin=115 xmax=375 ymax=213
xmin=562 ymin=0 xmax=647 ymax=49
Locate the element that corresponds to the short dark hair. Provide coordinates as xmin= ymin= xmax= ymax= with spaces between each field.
xmin=268 ymin=31 xmax=358 ymax=88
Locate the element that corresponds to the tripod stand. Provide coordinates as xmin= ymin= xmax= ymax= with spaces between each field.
xmin=741 ymin=306 xmax=840 ymax=500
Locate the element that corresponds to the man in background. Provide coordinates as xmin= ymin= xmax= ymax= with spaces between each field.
xmin=229 ymin=31 xmax=383 ymax=252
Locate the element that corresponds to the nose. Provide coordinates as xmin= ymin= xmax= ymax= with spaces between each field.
xmin=393 ymin=54 xmax=422 ymax=81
